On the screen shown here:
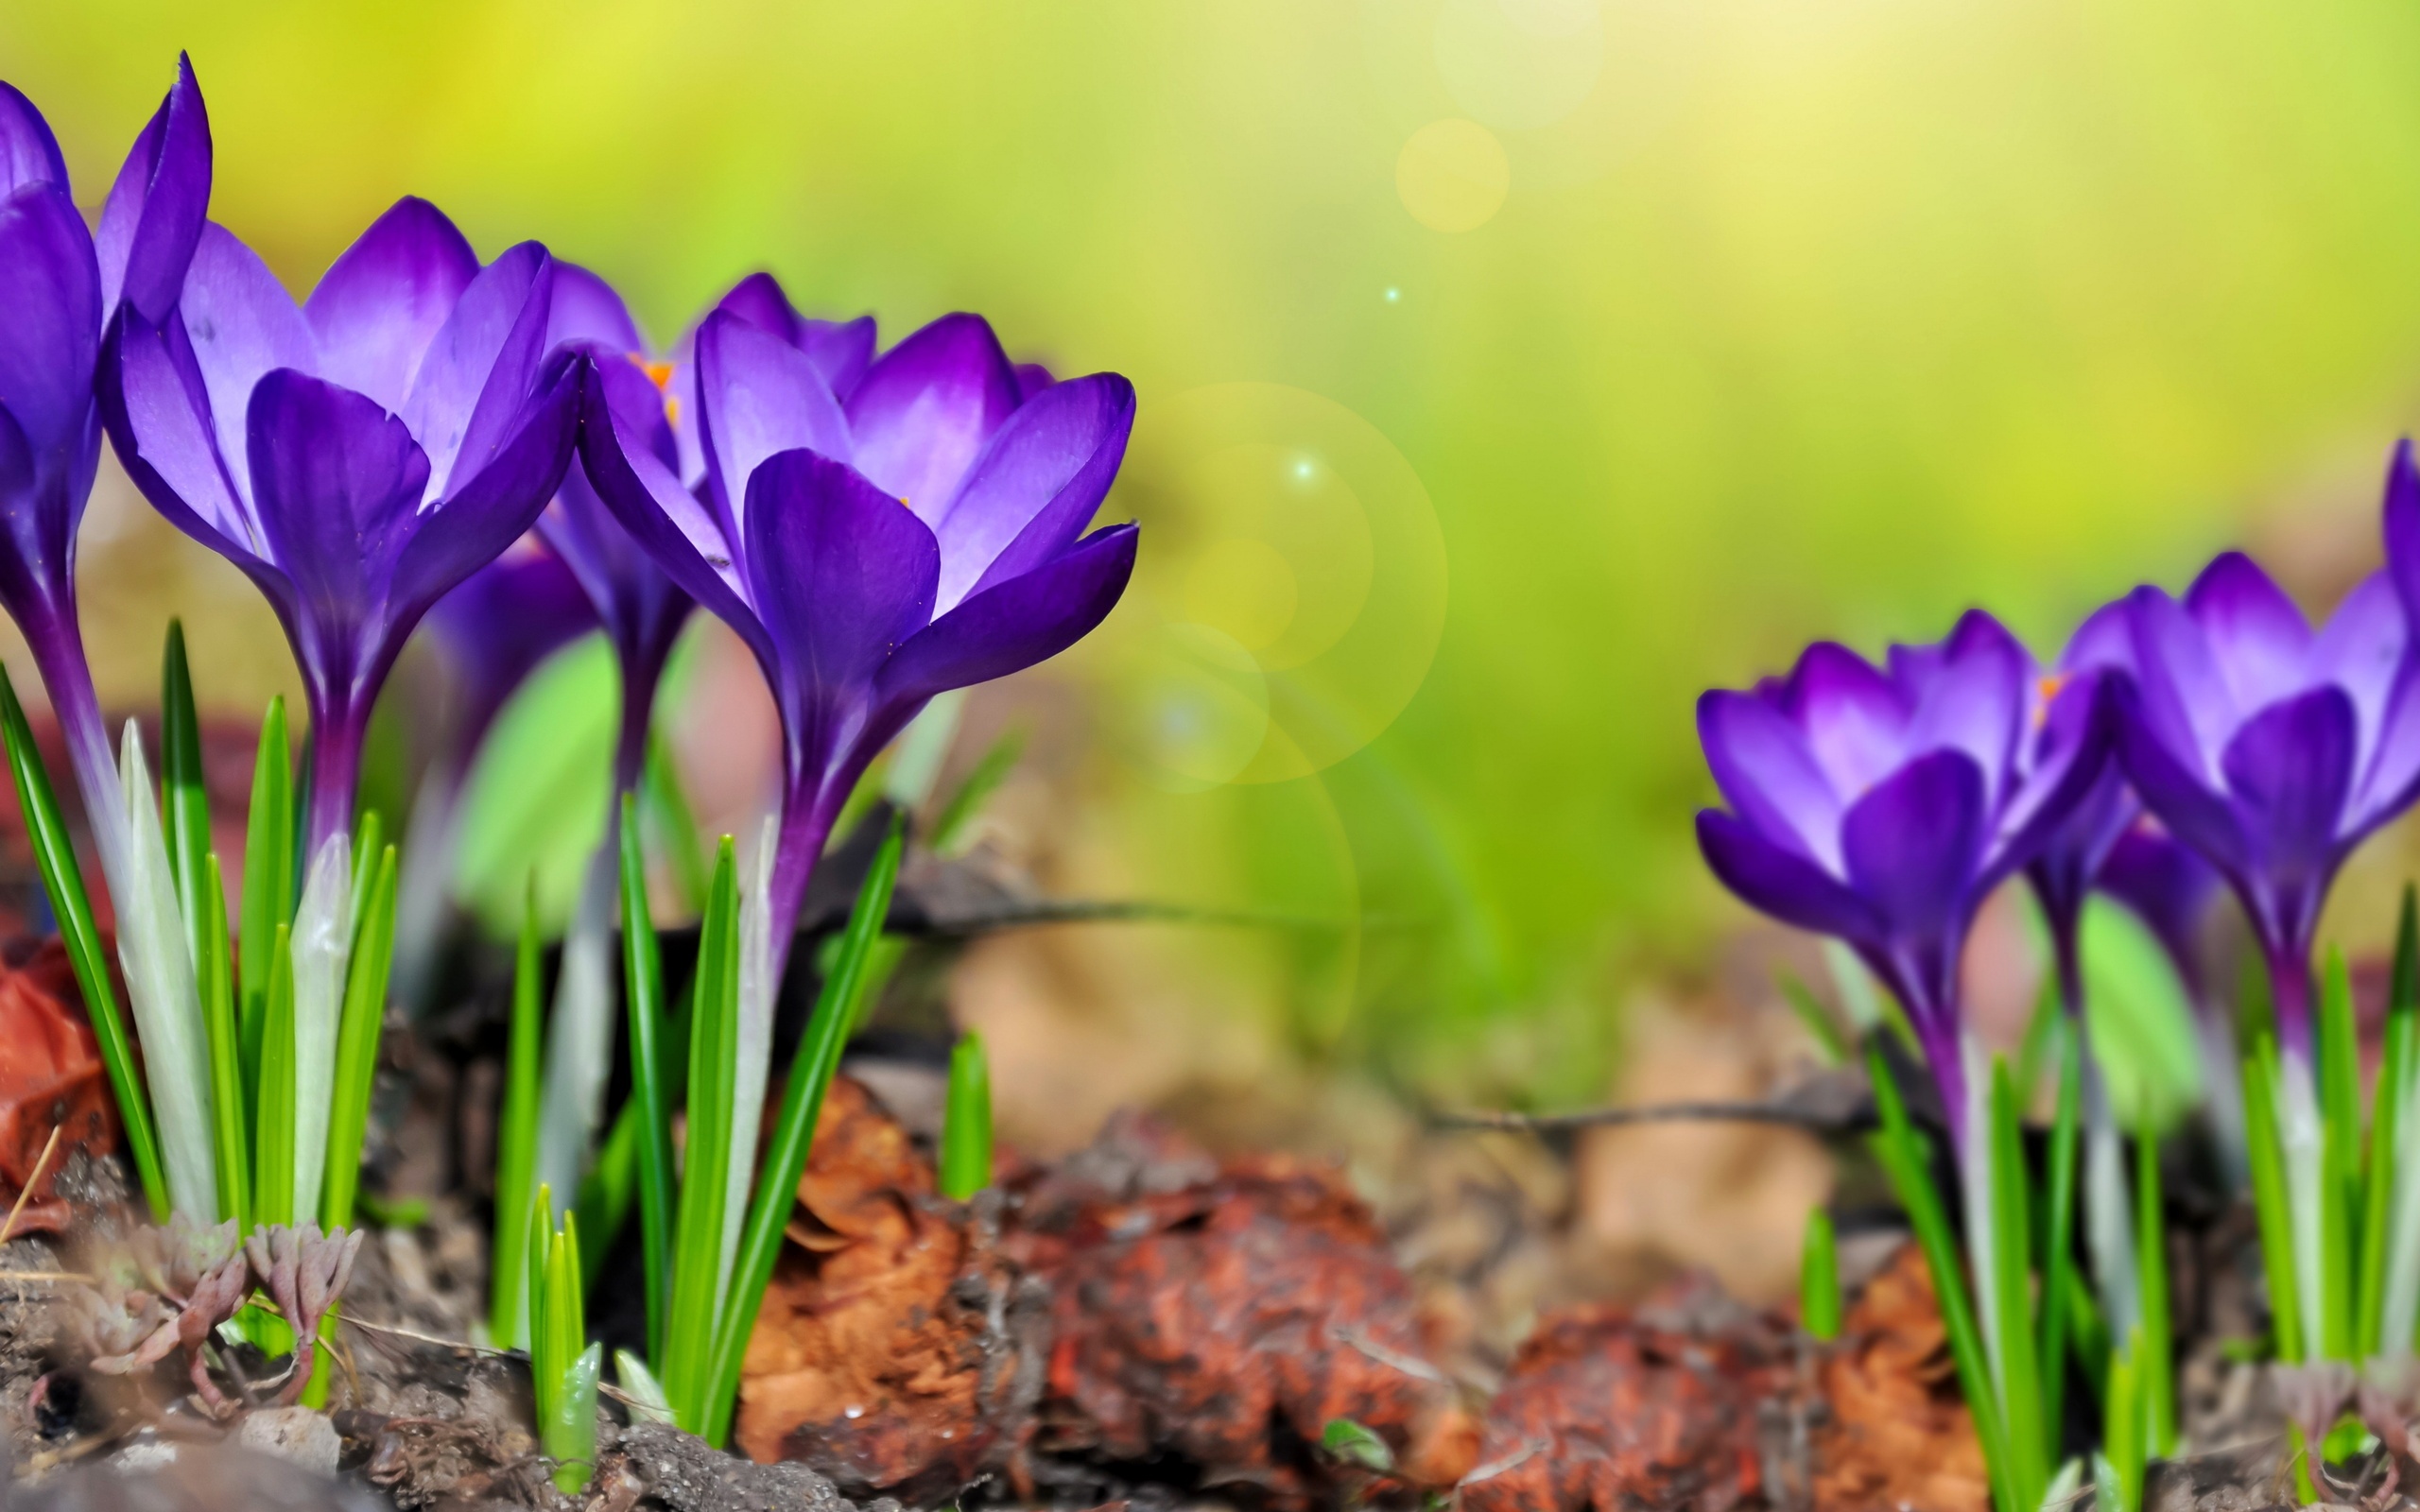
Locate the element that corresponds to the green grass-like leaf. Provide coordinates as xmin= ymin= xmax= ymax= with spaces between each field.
xmin=1777 ymin=971 xmax=1850 ymax=1067
xmin=1987 ymin=1056 xmax=2047 ymax=1506
xmin=617 ymin=792 xmax=675 ymax=1363
xmin=2242 ymin=1030 xmax=2302 ymax=1362
xmin=254 ymin=923 xmax=297 ymax=1228
xmin=0 ymin=664 xmax=166 ymax=1217
xmin=939 ymin=1029 xmax=994 ymax=1201
xmin=240 ymin=696 xmax=294 ymax=1125
xmin=2037 ymin=1015 xmax=2082 ymax=1449
xmin=160 ymin=623 xmax=212 ymax=971
xmin=643 ymin=733 xmax=711 ymax=914
xmin=1864 ymin=1043 xmax=2016 ymax=1512
xmin=700 ymin=816 xmax=905 ymax=1448
xmin=927 ymin=727 xmax=1023 ymax=855
xmin=2135 ymin=1112 xmax=2174 ymax=1456
xmin=1799 ymin=1206 xmax=1841 ymax=1342
xmin=490 ymin=880 xmax=546 ymax=1349
xmin=2359 ymin=917 xmax=2411 ymax=1355
xmin=573 ymin=1096 xmax=640 ymax=1292
xmin=199 ymin=853 xmax=249 ymax=1231
xmin=320 ymin=843 xmax=396 ymax=1230
xmin=2320 ymin=949 xmax=2360 ymax=1361
xmin=666 ymin=839 xmax=741 ymax=1429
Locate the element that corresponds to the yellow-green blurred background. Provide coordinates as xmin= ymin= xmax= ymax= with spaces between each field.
xmin=9 ymin=0 xmax=2420 ymax=1119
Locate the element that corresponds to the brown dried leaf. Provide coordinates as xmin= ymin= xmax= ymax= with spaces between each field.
xmin=1811 ymin=1240 xmax=1989 ymax=1512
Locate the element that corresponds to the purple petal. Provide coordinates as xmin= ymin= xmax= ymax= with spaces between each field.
xmin=545 ymin=261 xmax=644 ymax=352
xmin=387 ymin=352 xmax=578 ymax=627
xmin=2187 ymin=552 xmax=2314 ymax=716
xmin=691 ymin=310 xmax=849 ymax=531
xmin=874 ymin=522 xmax=1136 ymax=713
xmin=2061 ymin=597 xmax=2136 ymax=677
xmin=1900 ymin=610 xmax=2027 ymax=810
xmin=935 ymin=372 xmax=1134 ymax=610
xmin=2123 ymin=584 xmax=2233 ymax=783
xmin=711 ymin=272 xmax=874 ymax=396
xmin=844 ymin=312 xmax=1019 ymax=513
xmin=575 ymin=359 xmax=764 ymax=658
xmin=2353 ymin=651 xmax=2420 ymax=834
xmin=2110 ymin=673 xmax=2252 ymax=877
xmin=426 ymin=540 xmax=596 ymax=747
xmin=246 ymin=370 xmax=431 ymax=649
xmin=0 ymin=185 xmax=99 ymax=455
xmin=302 ymin=198 xmax=476 ymax=413
xmin=1996 ymin=668 xmax=2116 ymax=882
xmin=179 ymin=223 xmax=316 ymax=507
xmin=0 ymin=83 xmax=67 ymax=198
xmin=403 ymin=243 xmax=554 ymax=499
xmin=1697 ymin=689 xmax=1843 ymax=872
xmin=99 ymin=307 xmax=253 ymax=558
xmin=1841 ymin=749 xmax=1987 ymax=944
xmin=1777 ymin=642 xmax=1910 ymax=797
xmin=95 ymin=55 xmax=209 ymax=324
xmin=741 ymin=450 xmax=940 ymax=720
xmin=2221 ymin=685 xmax=2358 ymax=878
xmin=1696 ymin=807 xmax=1884 ymax=941
xmin=2311 ymin=572 xmax=2404 ymax=754
xmin=1014 ymin=362 xmax=1055 ymax=402
xmin=2385 ymin=438 xmax=2420 ymax=622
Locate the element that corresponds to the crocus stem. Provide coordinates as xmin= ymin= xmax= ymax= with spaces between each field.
xmin=762 ymin=775 xmax=847 ymax=988
xmin=304 ymin=694 xmax=366 ymax=858
xmin=2048 ymin=924 xmax=2143 ymax=1340
xmin=20 ymin=610 xmax=132 ymax=894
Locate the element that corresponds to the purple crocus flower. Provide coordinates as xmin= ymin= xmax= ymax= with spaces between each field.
xmin=2106 ymin=444 xmax=2420 ymax=1060
xmin=2023 ymin=602 xmax=2139 ymax=1016
xmin=579 ymin=294 xmax=1138 ymax=965
xmin=100 ymin=197 xmax=581 ymax=855
xmin=0 ymin=60 xmax=208 ymax=885
xmin=1696 ymin=610 xmax=2107 ymax=1144
xmin=542 ymin=265 xmax=692 ymax=792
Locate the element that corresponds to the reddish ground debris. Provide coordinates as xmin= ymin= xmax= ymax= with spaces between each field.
xmin=735 ymin=1076 xmax=1027 ymax=1503
xmin=1459 ymin=1283 xmax=1797 ymax=1512
xmin=0 ymin=938 xmax=117 ymax=1231
xmin=1009 ymin=1110 xmax=1480 ymax=1505
xmin=1811 ymin=1241 xmax=1989 ymax=1512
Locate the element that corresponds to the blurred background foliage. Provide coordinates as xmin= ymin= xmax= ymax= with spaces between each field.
xmin=8 ymin=0 xmax=2420 ymax=1117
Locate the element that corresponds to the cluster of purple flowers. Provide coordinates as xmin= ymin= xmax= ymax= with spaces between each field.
xmin=1 ymin=59 xmax=1137 ymax=954
xmin=1698 ymin=443 xmax=2420 ymax=1145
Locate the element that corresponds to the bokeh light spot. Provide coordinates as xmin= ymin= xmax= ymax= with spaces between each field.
xmin=1396 ymin=118 xmax=1509 ymax=232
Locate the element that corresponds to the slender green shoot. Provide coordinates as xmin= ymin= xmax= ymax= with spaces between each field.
xmin=2359 ymin=944 xmax=2411 ymax=1356
xmin=664 ymin=839 xmax=741 ymax=1428
xmin=1799 ymin=1206 xmax=1841 ymax=1342
xmin=615 ymin=1349 xmax=674 ymax=1425
xmin=530 ymin=1191 xmax=598 ymax=1495
xmin=199 ymin=853 xmax=249 ymax=1231
xmin=2100 ymin=1328 xmax=2146 ymax=1512
xmin=700 ymin=816 xmax=906 ymax=1448
xmin=320 ymin=843 xmax=396 ymax=1230
xmin=0 ymin=665 xmax=166 ymax=1217
xmin=2242 ymin=1031 xmax=2302 ymax=1362
xmin=1776 ymin=971 xmax=1851 ymax=1067
xmin=253 ymin=922 xmax=297 ymax=1229
xmin=2319 ymin=949 xmax=2359 ymax=1362
xmin=2038 ymin=1016 xmax=2082 ymax=1449
xmin=160 ymin=622 xmax=213 ymax=969
xmin=1985 ymin=1057 xmax=2046 ymax=1506
xmin=939 ymin=1029 xmax=994 ymax=1200
xmin=491 ymin=880 xmax=546 ymax=1350
xmin=1864 ymin=1043 xmax=2015 ymax=1512
xmin=2135 ymin=1114 xmax=2173 ymax=1456
xmin=927 ymin=727 xmax=1023 ymax=854
xmin=617 ymin=792 xmax=675 ymax=1362
xmin=240 ymin=696 xmax=294 ymax=1119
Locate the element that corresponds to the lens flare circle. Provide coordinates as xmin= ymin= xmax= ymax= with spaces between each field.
xmin=1396 ymin=118 xmax=1510 ymax=232
xmin=1113 ymin=383 xmax=1446 ymax=787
